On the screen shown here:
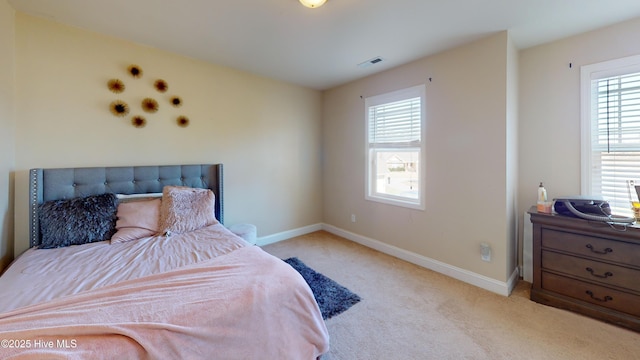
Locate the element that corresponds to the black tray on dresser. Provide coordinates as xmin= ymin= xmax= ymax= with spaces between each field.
xmin=529 ymin=207 xmax=640 ymax=332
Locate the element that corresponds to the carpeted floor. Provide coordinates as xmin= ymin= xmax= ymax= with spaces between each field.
xmin=263 ymin=231 xmax=640 ymax=360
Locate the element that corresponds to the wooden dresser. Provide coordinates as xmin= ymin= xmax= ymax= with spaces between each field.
xmin=529 ymin=207 xmax=640 ymax=332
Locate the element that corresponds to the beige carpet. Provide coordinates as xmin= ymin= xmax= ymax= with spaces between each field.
xmin=262 ymin=231 xmax=640 ymax=360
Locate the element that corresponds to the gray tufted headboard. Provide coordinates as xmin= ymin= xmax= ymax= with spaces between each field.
xmin=28 ymin=164 xmax=224 ymax=247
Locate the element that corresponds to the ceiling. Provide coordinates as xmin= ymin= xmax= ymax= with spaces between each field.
xmin=8 ymin=0 xmax=640 ymax=90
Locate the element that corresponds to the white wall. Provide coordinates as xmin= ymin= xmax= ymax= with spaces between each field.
xmin=518 ymin=16 xmax=640 ymax=263
xmin=12 ymin=14 xmax=324 ymax=255
xmin=0 ymin=0 xmax=15 ymax=272
xmin=323 ymin=32 xmax=517 ymax=288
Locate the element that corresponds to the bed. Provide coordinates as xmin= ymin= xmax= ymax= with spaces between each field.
xmin=0 ymin=164 xmax=329 ymax=359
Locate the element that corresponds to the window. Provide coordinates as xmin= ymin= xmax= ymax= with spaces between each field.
xmin=365 ymin=85 xmax=425 ymax=209
xmin=581 ymin=55 xmax=640 ymax=215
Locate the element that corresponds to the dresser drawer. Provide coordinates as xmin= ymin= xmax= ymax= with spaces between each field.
xmin=542 ymin=272 xmax=640 ymax=317
xmin=541 ymin=228 xmax=640 ymax=264
xmin=542 ymin=250 xmax=640 ymax=292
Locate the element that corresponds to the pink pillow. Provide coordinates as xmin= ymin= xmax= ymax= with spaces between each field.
xmin=159 ymin=186 xmax=218 ymax=236
xmin=110 ymin=198 xmax=161 ymax=244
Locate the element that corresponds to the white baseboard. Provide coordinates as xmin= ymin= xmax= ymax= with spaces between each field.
xmin=256 ymin=223 xmax=323 ymax=246
xmin=258 ymin=223 xmax=519 ymax=296
xmin=322 ymin=225 xmax=518 ymax=296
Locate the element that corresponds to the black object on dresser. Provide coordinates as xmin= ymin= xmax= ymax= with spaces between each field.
xmin=529 ymin=207 xmax=640 ymax=332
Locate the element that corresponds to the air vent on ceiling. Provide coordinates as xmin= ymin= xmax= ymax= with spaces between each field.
xmin=357 ymin=56 xmax=384 ymax=68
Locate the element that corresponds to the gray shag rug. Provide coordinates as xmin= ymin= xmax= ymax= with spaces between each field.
xmin=284 ymin=257 xmax=361 ymax=320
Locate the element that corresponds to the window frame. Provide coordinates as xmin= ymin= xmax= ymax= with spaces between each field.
xmin=581 ymin=54 xmax=640 ymax=214
xmin=365 ymin=85 xmax=426 ymax=210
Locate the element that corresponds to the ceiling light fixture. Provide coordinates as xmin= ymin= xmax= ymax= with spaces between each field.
xmin=299 ymin=0 xmax=327 ymax=9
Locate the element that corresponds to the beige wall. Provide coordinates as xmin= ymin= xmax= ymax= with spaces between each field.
xmin=6 ymin=4 xmax=640 ymax=288
xmin=323 ymin=32 xmax=515 ymax=282
xmin=0 ymin=0 xmax=15 ymax=272
xmin=518 ymin=17 xmax=640 ymax=261
xmin=506 ymin=36 xmax=519 ymax=277
xmin=12 ymin=14 xmax=323 ymax=255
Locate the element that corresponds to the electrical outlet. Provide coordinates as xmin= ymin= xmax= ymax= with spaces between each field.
xmin=351 ymin=214 xmax=356 ymax=223
xmin=480 ymin=243 xmax=491 ymax=262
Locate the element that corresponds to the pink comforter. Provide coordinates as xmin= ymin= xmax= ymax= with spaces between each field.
xmin=0 ymin=245 xmax=329 ymax=359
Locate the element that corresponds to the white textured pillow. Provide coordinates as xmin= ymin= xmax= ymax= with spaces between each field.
xmin=159 ymin=186 xmax=218 ymax=236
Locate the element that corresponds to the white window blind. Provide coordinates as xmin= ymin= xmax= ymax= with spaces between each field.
xmin=587 ymin=69 xmax=640 ymax=214
xmin=368 ymin=97 xmax=421 ymax=145
xmin=365 ymin=85 xmax=425 ymax=209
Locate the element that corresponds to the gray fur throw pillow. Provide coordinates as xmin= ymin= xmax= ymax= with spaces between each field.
xmin=38 ymin=193 xmax=119 ymax=249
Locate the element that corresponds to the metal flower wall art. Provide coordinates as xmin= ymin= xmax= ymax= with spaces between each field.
xmin=110 ymin=100 xmax=129 ymax=117
xmin=128 ymin=64 xmax=143 ymax=78
xmin=107 ymin=64 xmax=190 ymax=128
xmin=170 ymin=96 xmax=182 ymax=108
xmin=177 ymin=116 xmax=189 ymax=127
xmin=131 ymin=116 xmax=147 ymax=128
xmin=154 ymin=79 xmax=168 ymax=93
xmin=142 ymin=98 xmax=159 ymax=113
xmin=107 ymin=79 xmax=125 ymax=93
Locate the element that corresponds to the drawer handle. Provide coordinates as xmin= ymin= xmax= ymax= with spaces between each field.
xmin=585 ymin=290 xmax=613 ymax=303
xmin=585 ymin=244 xmax=613 ymax=255
xmin=585 ymin=267 xmax=613 ymax=279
